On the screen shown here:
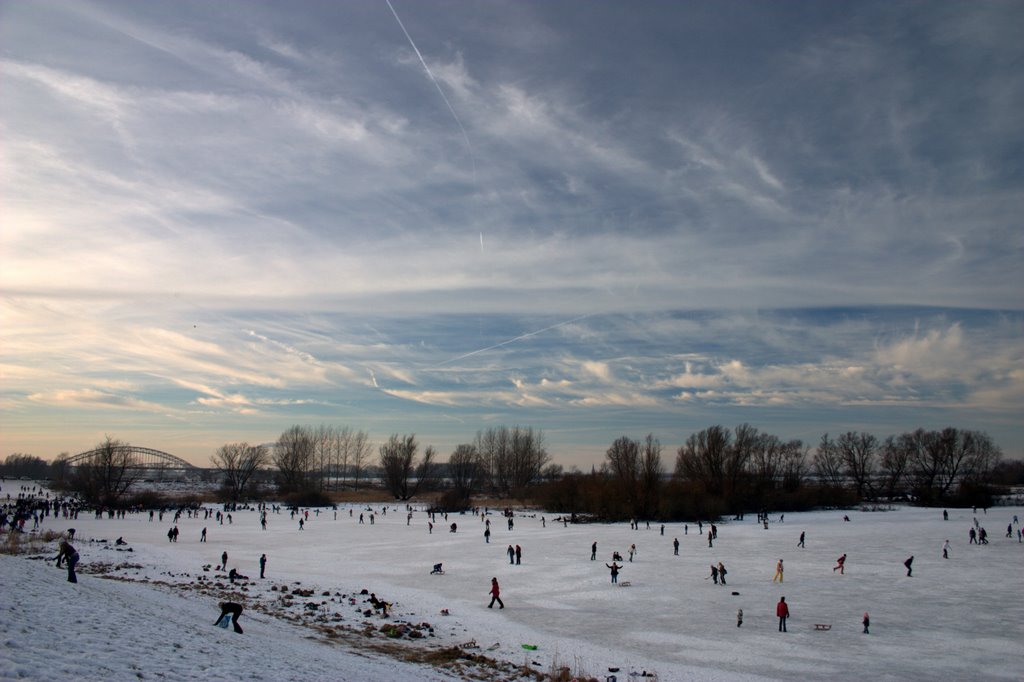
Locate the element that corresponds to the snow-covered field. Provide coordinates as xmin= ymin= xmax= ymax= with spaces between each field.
xmin=2 ymin=496 xmax=1022 ymax=681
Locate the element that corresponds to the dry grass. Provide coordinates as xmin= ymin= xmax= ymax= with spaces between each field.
xmin=0 ymin=529 xmax=61 ymax=556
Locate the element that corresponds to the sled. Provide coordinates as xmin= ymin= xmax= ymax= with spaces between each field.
xmin=216 ymin=615 xmax=231 ymax=629
xmin=814 ymin=623 xmax=832 ymax=631
xmin=618 ymin=580 xmax=632 ymax=587
xmin=521 ymin=644 xmax=538 ymax=650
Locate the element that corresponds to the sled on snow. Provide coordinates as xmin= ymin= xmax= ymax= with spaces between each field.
xmin=814 ymin=623 xmax=832 ymax=631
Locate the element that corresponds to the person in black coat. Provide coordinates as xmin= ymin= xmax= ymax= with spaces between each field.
xmin=216 ymin=602 xmax=244 ymax=633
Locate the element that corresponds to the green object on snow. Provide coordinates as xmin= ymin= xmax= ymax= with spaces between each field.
xmin=521 ymin=644 xmax=537 ymax=650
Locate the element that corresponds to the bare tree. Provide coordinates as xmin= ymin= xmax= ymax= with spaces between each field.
xmin=379 ymin=434 xmax=435 ymax=500
xmin=780 ymin=441 xmax=808 ymax=491
xmin=605 ymin=435 xmax=641 ymax=515
xmin=674 ymin=425 xmax=731 ymax=496
xmin=73 ymin=436 xmax=138 ymax=507
xmin=211 ymin=442 xmax=268 ymax=501
xmin=448 ymin=444 xmax=484 ymax=493
xmin=349 ymin=429 xmax=371 ymax=488
xmin=474 ymin=426 xmax=548 ymax=496
xmin=638 ymin=434 xmax=663 ymax=519
xmin=837 ymin=431 xmax=878 ymax=499
xmin=879 ymin=434 xmax=912 ymax=499
xmin=812 ymin=433 xmax=845 ymax=488
xmin=273 ymin=425 xmax=315 ymax=494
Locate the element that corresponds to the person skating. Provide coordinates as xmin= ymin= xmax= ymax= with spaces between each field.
xmin=863 ymin=612 xmax=870 ymax=634
xmin=737 ymin=608 xmax=743 ymax=628
xmin=488 ymin=577 xmax=504 ymax=609
xmin=215 ymin=602 xmax=244 ymax=633
xmin=673 ymin=538 xmax=679 ymax=556
xmin=259 ymin=553 xmax=267 ymax=579
xmin=776 ymin=597 xmax=790 ymax=632
xmin=797 ymin=531 xmax=805 ymax=548
xmin=591 ymin=541 xmax=597 ymax=561
xmin=942 ymin=539 xmax=950 ymax=559
xmin=717 ymin=561 xmax=728 ymax=585
xmin=515 ymin=544 xmax=522 ymax=565
xmin=772 ymin=559 xmax=784 ymax=583
xmin=969 ymin=527 xmax=977 ymax=544
xmin=707 ymin=531 xmax=713 ymax=548
xmin=628 ymin=544 xmax=637 ymax=562
xmin=606 ymin=562 xmax=621 ymax=584
xmin=708 ymin=564 xmax=719 ymax=584
xmin=904 ymin=555 xmax=914 ymax=577
xmin=507 ymin=545 xmax=515 ymax=565
xmin=834 ymin=553 xmax=846 ymax=574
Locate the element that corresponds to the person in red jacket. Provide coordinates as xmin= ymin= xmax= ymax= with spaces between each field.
xmin=488 ymin=577 xmax=504 ymax=609
xmin=776 ymin=596 xmax=790 ymax=632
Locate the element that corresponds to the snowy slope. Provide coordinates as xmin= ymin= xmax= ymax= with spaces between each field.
xmin=2 ymin=501 xmax=1022 ymax=681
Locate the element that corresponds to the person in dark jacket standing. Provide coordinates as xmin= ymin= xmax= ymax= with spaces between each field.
xmin=904 ymin=555 xmax=913 ymax=577
xmin=862 ymin=612 xmax=870 ymax=634
xmin=488 ymin=577 xmax=504 ymax=609
xmin=606 ymin=562 xmax=621 ymax=584
xmin=776 ymin=596 xmax=790 ymax=632
xmin=591 ymin=541 xmax=597 ymax=560
xmin=259 ymin=553 xmax=267 ymax=579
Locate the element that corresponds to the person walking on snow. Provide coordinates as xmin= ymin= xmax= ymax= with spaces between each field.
xmin=717 ymin=561 xmax=728 ymax=585
xmin=862 ymin=612 xmax=870 ymax=634
xmin=606 ymin=562 xmax=621 ymax=584
xmin=942 ymin=539 xmax=950 ymax=559
xmin=591 ymin=541 xmax=597 ymax=561
xmin=773 ymin=559 xmax=784 ymax=583
xmin=488 ymin=577 xmax=504 ymax=609
xmin=797 ymin=531 xmax=805 ymax=548
xmin=776 ymin=597 xmax=790 ymax=632
xmin=259 ymin=553 xmax=267 ymax=579
xmin=507 ymin=545 xmax=515 ymax=565
xmin=834 ymin=553 xmax=846 ymax=574
xmin=515 ymin=544 xmax=522 ymax=565
xmin=737 ymin=608 xmax=743 ymax=628
xmin=673 ymin=538 xmax=679 ymax=556
xmin=709 ymin=564 xmax=719 ymax=584
xmin=904 ymin=555 xmax=914 ymax=576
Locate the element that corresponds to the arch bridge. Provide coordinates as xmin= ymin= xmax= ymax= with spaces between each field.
xmin=68 ymin=446 xmax=200 ymax=473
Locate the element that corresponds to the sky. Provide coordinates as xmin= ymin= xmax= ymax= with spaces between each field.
xmin=1 ymin=0 xmax=1022 ymax=468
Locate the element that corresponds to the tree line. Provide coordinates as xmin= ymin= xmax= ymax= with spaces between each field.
xmin=5 ymin=423 xmax=1018 ymax=515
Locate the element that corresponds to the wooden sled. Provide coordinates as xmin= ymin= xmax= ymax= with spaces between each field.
xmin=618 ymin=580 xmax=632 ymax=587
xmin=814 ymin=623 xmax=832 ymax=631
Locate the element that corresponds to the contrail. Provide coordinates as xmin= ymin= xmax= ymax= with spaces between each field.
xmin=436 ymin=314 xmax=592 ymax=366
xmin=385 ymin=0 xmax=475 ymax=175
